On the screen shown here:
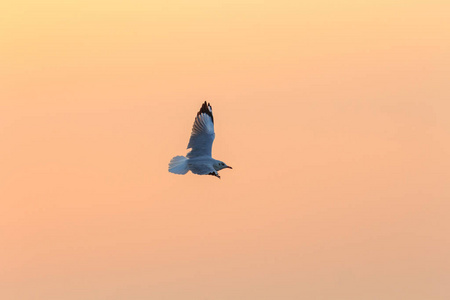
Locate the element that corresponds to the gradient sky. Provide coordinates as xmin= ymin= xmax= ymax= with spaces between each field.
xmin=1 ymin=1 xmax=449 ymax=299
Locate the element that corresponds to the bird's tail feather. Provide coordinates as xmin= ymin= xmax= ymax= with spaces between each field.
xmin=168 ymin=156 xmax=189 ymax=175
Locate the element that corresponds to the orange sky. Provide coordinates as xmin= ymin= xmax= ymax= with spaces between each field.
xmin=1 ymin=1 xmax=449 ymax=299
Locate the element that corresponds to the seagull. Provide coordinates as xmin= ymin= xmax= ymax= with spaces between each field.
xmin=168 ymin=101 xmax=232 ymax=179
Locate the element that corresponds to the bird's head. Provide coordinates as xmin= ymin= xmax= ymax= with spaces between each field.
xmin=214 ymin=160 xmax=232 ymax=171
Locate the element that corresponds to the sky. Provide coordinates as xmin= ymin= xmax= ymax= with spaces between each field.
xmin=1 ymin=1 xmax=449 ymax=299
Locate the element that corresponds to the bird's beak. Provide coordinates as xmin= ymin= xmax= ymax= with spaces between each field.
xmin=226 ymin=166 xmax=232 ymax=169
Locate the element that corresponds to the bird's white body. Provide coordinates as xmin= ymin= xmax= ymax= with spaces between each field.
xmin=168 ymin=102 xmax=232 ymax=179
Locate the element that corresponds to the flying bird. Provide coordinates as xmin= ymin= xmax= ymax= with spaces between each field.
xmin=168 ymin=101 xmax=232 ymax=179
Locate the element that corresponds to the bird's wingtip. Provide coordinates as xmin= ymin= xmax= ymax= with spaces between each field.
xmin=197 ymin=101 xmax=214 ymax=123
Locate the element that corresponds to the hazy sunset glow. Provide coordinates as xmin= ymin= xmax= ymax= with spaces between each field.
xmin=1 ymin=1 xmax=449 ymax=299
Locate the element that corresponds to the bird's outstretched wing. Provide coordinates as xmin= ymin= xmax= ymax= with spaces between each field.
xmin=186 ymin=101 xmax=215 ymax=158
